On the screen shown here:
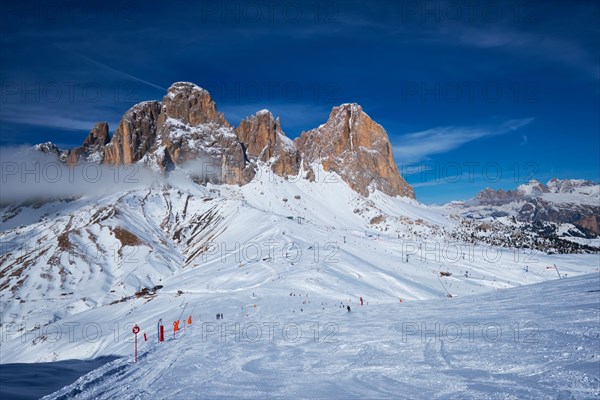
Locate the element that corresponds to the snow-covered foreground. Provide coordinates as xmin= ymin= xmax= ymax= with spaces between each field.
xmin=1 ymin=166 xmax=599 ymax=366
xmin=43 ymin=273 xmax=600 ymax=399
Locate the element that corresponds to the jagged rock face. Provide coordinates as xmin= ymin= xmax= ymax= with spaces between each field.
xmin=34 ymin=142 xmax=61 ymax=156
xmin=476 ymin=180 xmax=554 ymax=206
xmin=235 ymin=110 xmax=300 ymax=177
xmin=103 ymin=83 xmax=254 ymax=184
xmin=576 ymin=215 xmax=599 ymax=236
xmin=296 ymin=104 xmax=415 ymax=198
xmin=156 ymin=117 xmax=254 ymax=184
xmin=155 ymin=83 xmax=254 ymax=184
xmin=83 ymin=122 xmax=110 ymax=148
xmin=159 ymin=82 xmax=228 ymax=127
xmin=517 ymin=179 xmax=550 ymax=195
xmin=36 ymin=83 xmax=415 ymax=196
xmin=104 ymin=101 xmax=161 ymax=165
xmin=33 ymin=142 xmax=70 ymax=163
xmin=66 ymin=122 xmax=110 ymax=165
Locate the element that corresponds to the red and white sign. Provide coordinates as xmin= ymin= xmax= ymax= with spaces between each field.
xmin=132 ymin=325 xmax=140 ymax=334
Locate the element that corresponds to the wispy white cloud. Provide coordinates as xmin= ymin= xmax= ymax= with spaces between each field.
xmin=0 ymin=103 xmax=107 ymax=132
xmin=393 ymin=117 xmax=534 ymax=162
xmin=410 ymin=180 xmax=448 ymax=188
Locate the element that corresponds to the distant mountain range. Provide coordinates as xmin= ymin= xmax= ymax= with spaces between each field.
xmin=440 ymin=179 xmax=599 ymax=252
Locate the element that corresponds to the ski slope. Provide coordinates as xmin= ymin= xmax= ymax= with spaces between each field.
xmin=43 ymin=273 xmax=600 ymax=399
xmin=2 ymin=166 xmax=598 ymax=365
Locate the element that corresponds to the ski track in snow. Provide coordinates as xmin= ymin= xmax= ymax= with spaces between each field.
xmin=41 ymin=274 xmax=600 ymax=400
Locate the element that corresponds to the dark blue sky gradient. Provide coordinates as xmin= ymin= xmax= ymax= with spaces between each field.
xmin=1 ymin=0 xmax=598 ymax=203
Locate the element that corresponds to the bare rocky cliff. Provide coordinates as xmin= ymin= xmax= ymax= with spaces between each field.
xmin=295 ymin=103 xmax=415 ymax=198
xmin=63 ymin=122 xmax=110 ymax=165
xmin=104 ymin=101 xmax=161 ymax=165
xmin=38 ymin=82 xmax=415 ymax=198
xmin=103 ymin=83 xmax=254 ymax=184
xmin=235 ymin=109 xmax=300 ymax=178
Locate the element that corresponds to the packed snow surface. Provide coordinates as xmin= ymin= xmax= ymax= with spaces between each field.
xmin=43 ymin=273 xmax=600 ymax=399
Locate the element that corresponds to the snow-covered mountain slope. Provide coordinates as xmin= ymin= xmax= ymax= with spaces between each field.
xmin=42 ymin=272 xmax=600 ymax=399
xmin=1 ymin=166 xmax=598 ymax=364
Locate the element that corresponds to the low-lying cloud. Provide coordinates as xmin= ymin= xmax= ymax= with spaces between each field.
xmin=393 ymin=117 xmax=534 ymax=162
xmin=0 ymin=147 xmax=225 ymax=205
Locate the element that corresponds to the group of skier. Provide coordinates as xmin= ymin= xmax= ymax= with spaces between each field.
xmin=340 ymin=296 xmax=365 ymax=313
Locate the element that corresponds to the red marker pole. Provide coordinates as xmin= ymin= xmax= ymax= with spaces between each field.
xmin=132 ymin=325 xmax=140 ymax=362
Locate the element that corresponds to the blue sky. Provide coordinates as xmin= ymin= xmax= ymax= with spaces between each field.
xmin=1 ymin=0 xmax=598 ymax=203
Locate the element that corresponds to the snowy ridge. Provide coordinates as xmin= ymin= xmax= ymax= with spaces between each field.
xmin=166 ymin=82 xmax=210 ymax=98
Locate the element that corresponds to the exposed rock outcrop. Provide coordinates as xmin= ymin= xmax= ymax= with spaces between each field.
xmin=34 ymin=142 xmax=62 ymax=157
xmin=103 ymin=83 xmax=254 ymax=184
xmin=65 ymin=122 xmax=110 ymax=165
xmin=576 ymin=215 xmax=599 ymax=236
xmin=295 ymin=103 xmax=415 ymax=198
xmin=35 ymin=82 xmax=415 ymax=197
xmin=104 ymin=101 xmax=161 ymax=165
xmin=159 ymin=82 xmax=228 ymax=127
xmin=235 ymin=110 xmax=300 ymax=177
xmin=475 ymin=188 xmax=524 ymax=206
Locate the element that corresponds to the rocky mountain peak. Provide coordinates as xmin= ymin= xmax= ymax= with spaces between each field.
xmin=475 ymin=187 xmax=524 ymax=206
xmin=64 ymin=122 xmax=111 ymax=165
xmin=319 ymin=103 xmax=378 ymax=146
xmin=33 ymin=141 xmax=61 ymax=155
xmin=34 ymin=83 xmax=415 ymax=198
xmin=103 ymin=83 xmax=254 ymax=183
xmin=517 ymin=179 xmax=549 ymax=195
xmin=168 ymin=81 xmax=209 ymax=95
xmin=236 ymin=109 xmax=280 ymax=160
xmin=546 ymin=178 xmax=596 ymax=193
xmin=468 ymin=180 xmax=600 ymax=237
xmin=235 ymin=110 xmax=299 ymax=177
xmin=83 ymin=122 xmax=110 ymax=147
xmin=104 ymin=101 xmax=161 ymax=165
xmin=296 ymin=103 xmax=415 ymax=198
xmin=161 ymin=82 xmax=228 ymax=127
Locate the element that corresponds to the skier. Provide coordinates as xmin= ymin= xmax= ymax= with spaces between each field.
xmin=216 ymin=313 xmax=220 ymax=320
xmin=360 ymin=296 xmax=364 ymax=306
xmin=347 ymin=305 xmax=351 ymax=313
xmin=220 ymin=313 xmax=224 ymax=319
